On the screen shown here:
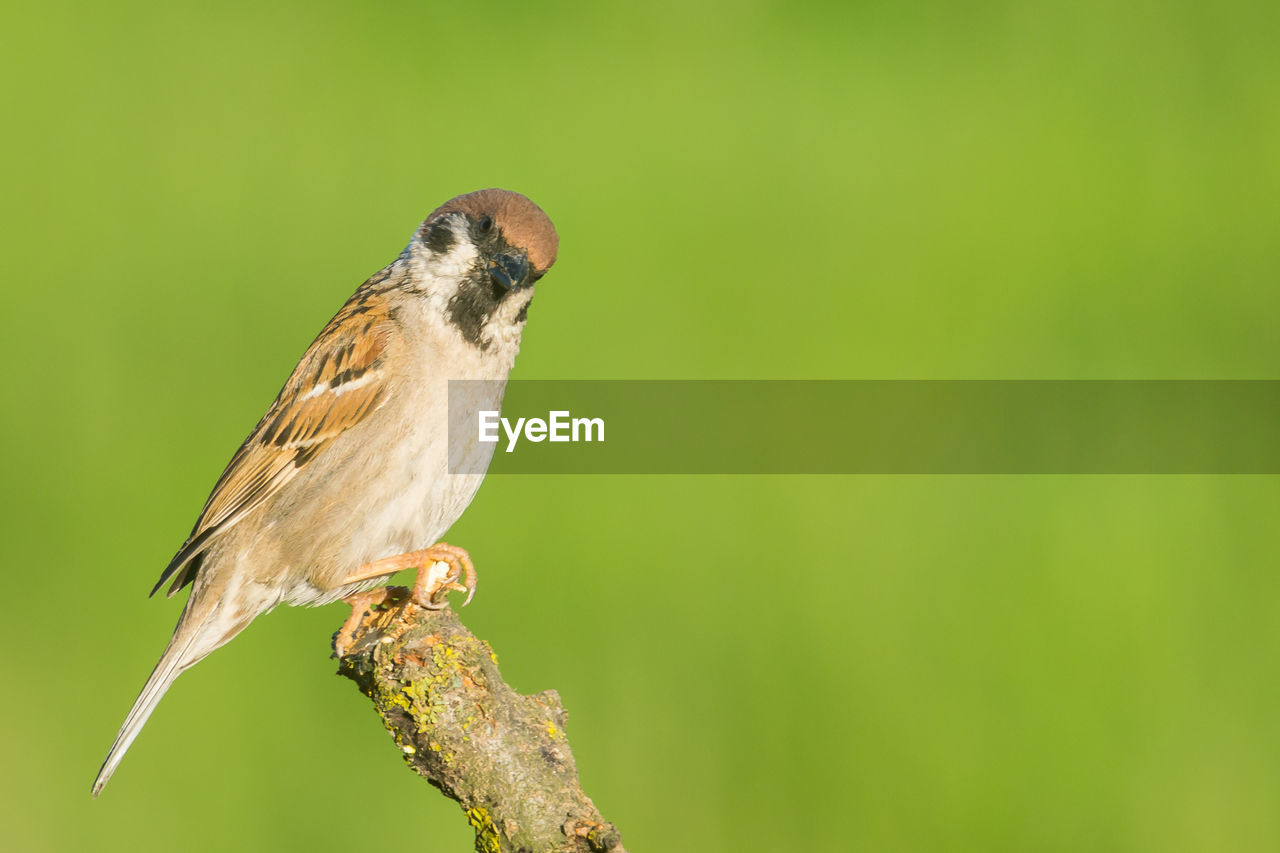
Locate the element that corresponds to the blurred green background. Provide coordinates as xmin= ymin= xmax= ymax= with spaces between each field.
xmin=2 ymin=0 xmax=1278 ymax=850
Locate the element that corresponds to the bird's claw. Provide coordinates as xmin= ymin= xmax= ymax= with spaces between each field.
xmin=410 ymin=545 xmax=477 ymax=609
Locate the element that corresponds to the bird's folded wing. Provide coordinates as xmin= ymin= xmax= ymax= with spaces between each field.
xmin=152 ymin=300 xmax=395 ymax=597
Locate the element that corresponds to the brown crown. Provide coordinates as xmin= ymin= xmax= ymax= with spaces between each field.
xmin=429 ymin=188 xmax=559 ymax=274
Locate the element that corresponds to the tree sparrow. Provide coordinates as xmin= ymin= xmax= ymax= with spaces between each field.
xmin=92 ymin=188 xmax=558 ymax=796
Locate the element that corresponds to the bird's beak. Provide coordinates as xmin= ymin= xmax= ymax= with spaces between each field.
xmin=487 ymin=251 xmax=532 ymax=292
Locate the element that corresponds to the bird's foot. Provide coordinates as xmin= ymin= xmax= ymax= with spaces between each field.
xmin=340 ymin=542 xmax=477 ymax=612
xmin=408 ymin=543 xmax=477 ymax=610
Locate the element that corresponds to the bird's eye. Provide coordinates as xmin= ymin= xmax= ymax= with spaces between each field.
xmin=478 ymin=216 xmax=494 ymax=234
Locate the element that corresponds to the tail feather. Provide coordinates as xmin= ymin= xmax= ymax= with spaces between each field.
xmin=92 ymin=593 xmax=246 ymax=797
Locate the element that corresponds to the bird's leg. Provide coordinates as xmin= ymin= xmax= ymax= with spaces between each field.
xmin=338 ymin=542 xmax=477 ymax=610
xmin=334 ymin=587 xmax=394 ymax=658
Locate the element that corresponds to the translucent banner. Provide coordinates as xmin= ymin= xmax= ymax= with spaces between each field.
xmin=447 ymin=381 xmax=1280 ymax=474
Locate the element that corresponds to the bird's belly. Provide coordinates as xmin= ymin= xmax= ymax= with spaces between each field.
xmin=359 ymin=448 xmax=485 ymax=561
xmin=268 ymin=389 xmax=496 ymax=606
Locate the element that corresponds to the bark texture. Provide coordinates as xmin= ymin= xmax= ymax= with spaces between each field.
xmin=334 ymin=587 xmax=626 ymax=853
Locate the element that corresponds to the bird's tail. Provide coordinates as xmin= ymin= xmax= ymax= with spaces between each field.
xmin=92 ymin=592 xmax=242 ymax=797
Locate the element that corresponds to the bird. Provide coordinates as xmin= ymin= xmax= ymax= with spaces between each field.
xmin=92 ymin=188 xmax=558 ymax=797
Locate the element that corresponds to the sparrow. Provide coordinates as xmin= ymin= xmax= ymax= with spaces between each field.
xmin=92 ymin=188 xmax=558 ymax=796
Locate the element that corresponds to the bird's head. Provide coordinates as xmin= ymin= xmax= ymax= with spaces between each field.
xmin=410 ymin=188 xmax=558 ymax=351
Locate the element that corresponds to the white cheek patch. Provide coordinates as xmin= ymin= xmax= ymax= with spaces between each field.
xmin=425 ymin=215 xmax=480 ymax=278
xmin=431 ymin=241 xmax=479 ymax=279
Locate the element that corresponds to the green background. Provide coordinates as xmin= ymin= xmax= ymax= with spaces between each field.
xmin=2 ymin=1 xmax=1278 ymax=850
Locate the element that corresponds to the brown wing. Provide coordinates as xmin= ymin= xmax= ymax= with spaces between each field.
xmin=152 ymin=298 xmax=396 ymax=597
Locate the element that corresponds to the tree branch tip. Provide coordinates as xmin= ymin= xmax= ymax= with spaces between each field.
xmin=334 ymin=584 xmax=625 ymax=852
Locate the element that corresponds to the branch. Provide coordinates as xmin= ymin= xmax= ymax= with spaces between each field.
xmin=334 ymin=587 xmax=627 ymax=853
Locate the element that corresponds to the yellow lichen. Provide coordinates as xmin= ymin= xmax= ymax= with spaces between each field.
xmin=467 ymin=806 xmax=501 ymax=853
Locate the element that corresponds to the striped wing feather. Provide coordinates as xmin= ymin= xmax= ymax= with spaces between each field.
xmin=152 ymin=301 xmax=394 ymax=597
